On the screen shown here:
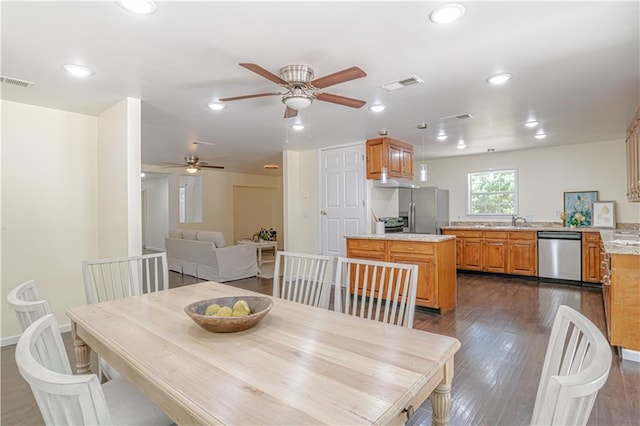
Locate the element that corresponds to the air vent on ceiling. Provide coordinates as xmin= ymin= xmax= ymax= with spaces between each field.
xmin=0 ymin=75 xmax=34 ymax=88
xmin=379 ymin=75 xmax=424 ymax=92
xmin=440 ymin=112 xmax=474 ymax=121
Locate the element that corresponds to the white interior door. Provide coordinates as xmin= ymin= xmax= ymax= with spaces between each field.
xmin=320 ymin=144 xmax=366 ymax=257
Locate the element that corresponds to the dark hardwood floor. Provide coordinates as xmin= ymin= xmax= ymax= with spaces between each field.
xmin=2 ymin=272 xmax=638 ymax=425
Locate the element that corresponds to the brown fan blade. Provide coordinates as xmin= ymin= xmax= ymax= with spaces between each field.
xmin=239 ymin=63 xmax=287 ymax=85
xmin=311 ymin=66 xmax=367 ymax=89
xmin=199 ymin=165 xmax=225 ymax=170
xmin=219 ymin=92 xmax=281 ymax=102
xmin=284 ymin=106 xmax=298 ymax=119
xmin=316 ymin=93 xmax=367 ymax=109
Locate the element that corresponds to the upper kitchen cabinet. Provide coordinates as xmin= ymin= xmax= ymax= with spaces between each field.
xmin=627 ymin=106 xmax=640 ymax=202
xmin=366 ymin=137 xmax=414 ymax=180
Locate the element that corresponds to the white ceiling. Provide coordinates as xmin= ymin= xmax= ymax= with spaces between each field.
xmin=2 ymin=1 xmax=639 ymax=175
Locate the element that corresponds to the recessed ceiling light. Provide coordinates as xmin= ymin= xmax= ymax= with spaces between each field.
xmin=429 ymin=3 xmax=465 ymax=24
xmin=62 ymin=64 xmax=93 ymax=78
xmin=436 ymin=133 xmax=448 ymax=141
xmin=264 ymin=164 xmax=279 ymax=170
xmin=456 ymin=140 xmax=466 ymax=150
xmin=487 ymin=73 xmax=512 ymax=85
xmin=117 ymin=0 xmax=157 ymax=15
xmin=206 ymin=102 xmax=226 ymax=111
xmin=535 ymin=132 xmax=548 ymax=139
xmin=369 ymin=104 xmax=387 ymax=113
xmin=291 ymin=123 xmax=305 ymax=131
xmin=525 ymin=120 xmax=540 ymax=128
xmin=140 ymin=172 xmax=146 ymax=178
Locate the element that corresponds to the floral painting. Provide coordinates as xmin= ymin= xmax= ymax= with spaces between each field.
xmin=563 ymin=191 xmax=598 ymax=227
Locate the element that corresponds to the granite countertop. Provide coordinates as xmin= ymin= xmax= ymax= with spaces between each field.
xmin=441 ymin=225 xmax=601 ymax=233
xmin=599 ymin=230 xmax=640 ymax=256
xmin=345 ymin=233 xmax=455 ymax=242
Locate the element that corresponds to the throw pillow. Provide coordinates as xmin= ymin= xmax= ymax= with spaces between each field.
xmin=259 ymin=228 xmax=276 ymax=241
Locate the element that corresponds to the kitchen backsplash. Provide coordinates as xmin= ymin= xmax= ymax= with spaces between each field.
xmin=450 ymin=221 xmax=639 ymax=231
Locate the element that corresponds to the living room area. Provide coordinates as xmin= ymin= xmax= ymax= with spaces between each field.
xmin=140 ymin=168 xmax=283 ymax=281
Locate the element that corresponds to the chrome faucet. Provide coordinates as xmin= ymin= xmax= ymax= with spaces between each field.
xmin=512 ymin=215 xmax=528 ymax=227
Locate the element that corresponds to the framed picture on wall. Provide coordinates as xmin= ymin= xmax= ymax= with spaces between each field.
xmin=563 ymin=191 xmax=599 ymax=227
xmin=592 ymin=201 xmax=616 ymax=229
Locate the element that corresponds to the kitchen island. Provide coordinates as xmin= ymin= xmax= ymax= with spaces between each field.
xmin=345 ymin=234 xmax=457 ymax=313
xmin=599 ymin=230 xmax=640 ymax=360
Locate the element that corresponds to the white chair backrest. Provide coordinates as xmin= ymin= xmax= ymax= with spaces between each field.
xmin=334 ymin=257 xmax=418 ymax=328
xmin=7 ymin=280 xmax=52 ymax=332
xmin=15 ymin=314 xmax=113 ymax=425
xmin=273 ymin=251 xmax=335 ymax=309
xmin=82 ymin=252 xmax=168 ymax=304
xmin=531 ymin=305 xmax=612 ymax=426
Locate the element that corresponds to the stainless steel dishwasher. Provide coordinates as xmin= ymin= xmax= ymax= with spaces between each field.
xmin=538 ymin=231 xmax=582 ymax=282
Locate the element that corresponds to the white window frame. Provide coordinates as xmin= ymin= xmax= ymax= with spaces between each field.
xmin=466 ymin=168 xmax=519 ymax=216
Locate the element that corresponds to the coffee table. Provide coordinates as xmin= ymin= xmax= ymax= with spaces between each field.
xmin=238 ymin=239 xmax=277 ymax=266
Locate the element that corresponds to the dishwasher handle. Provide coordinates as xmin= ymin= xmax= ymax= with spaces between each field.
xmin=537 ymin=231 xmax=582 ymax=240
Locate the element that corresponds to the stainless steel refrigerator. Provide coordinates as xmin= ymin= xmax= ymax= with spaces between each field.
xmin=398 ymin=187 xmax=449 ymax=234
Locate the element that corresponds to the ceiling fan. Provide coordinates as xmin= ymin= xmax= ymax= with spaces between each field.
xmin=163 ymin=155 xmax=224 ymax=173
xmin=220 ymin=63 xmax=367 ymax=118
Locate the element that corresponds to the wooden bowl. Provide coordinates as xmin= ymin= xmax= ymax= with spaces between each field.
xmin=184 ymin=296 xmax=273 ymax=333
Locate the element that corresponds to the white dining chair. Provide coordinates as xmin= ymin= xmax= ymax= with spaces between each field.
xmin=273 ymin=251 xmax=335 ymax=309
xmin=7 ymin=280 xmax=52 ymax=332
xmin=82 ymin=252 xmax=168 ymax=380
xmin=15 ymin=314 xmax=173 ymax=426
xmin=334 ymin=257 xmax=418 ymax=329
xmin=531 ymin=305 xmax=612 ymax=426
xmin=82 ymin=252 xmax=169 ymax=304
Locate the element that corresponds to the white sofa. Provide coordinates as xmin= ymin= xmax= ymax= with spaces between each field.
xmin=165 ymin=229 xmax=257 ymax=282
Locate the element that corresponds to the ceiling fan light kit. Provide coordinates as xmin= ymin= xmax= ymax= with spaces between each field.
xmin=429 ymin=3 xmax=465 ymax=24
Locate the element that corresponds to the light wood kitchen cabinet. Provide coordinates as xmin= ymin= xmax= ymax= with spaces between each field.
xmin=443 ymin=228 xmax=538 ymax=277
xmin=483 ymin=231 xmax=509 ymax=273
xmin=366 ymin=137 xmax=414 ymax=180
xmin=507 ymin=231 xmax=537 ymax=276
xmin=582 ymin=232 xmax=602 ymax=284
xmin=346 ymin=238 xmax=456 ymax=313
xmin=626 ymin=106 xmax=640 ymax=202
xmin=601 ymin=252 xmax=640 ymax=351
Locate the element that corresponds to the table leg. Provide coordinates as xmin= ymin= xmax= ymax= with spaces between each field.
xmin=71 ymin=321 xmax=92 ymax=375
xmin=431 ymin=357 xmax=454 ymax=426
xmin=258 ymin=245 xmax=263 ymax=266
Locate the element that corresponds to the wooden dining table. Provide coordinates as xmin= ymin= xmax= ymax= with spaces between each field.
xmin=67 ymin=282 xmax=461 ymax=425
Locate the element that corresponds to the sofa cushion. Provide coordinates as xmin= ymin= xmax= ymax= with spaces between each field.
xmin=168 ymin=229 xmax=183 ymax=239
xmin=182 ymin=229 xmax=199 ymax=240
xmin=197 ymin=231 xmax=227 ymax=248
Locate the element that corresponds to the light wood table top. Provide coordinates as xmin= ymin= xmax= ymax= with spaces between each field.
xmin=67 ymin=282 xmax=460 ymax=425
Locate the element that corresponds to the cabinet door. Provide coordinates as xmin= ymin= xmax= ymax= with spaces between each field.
xmin=582 ymin=233 xmax=602 ymax=283
xmin=366 ymin=139 xmax=385 ymax=179
xmin=484 ymin=239 xmax=508 ymax=273
xmin=462 ymin=239 xmax=483 ymax=271
xmin=401 ymin=148 xmax=413 ymax=178
xmin=388 ymin=144 xmax=403 ymax=177
xmin=507 ymin=240 xmax=537 ymax=276
xmin=389 ymin=252 xmax=437 ymax=308
xmin=346 ymin=239 xmax=387 ymax=294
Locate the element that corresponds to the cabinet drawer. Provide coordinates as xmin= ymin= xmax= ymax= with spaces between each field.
xmin=388 ymin=241 xmax=434 ymax=255
xmin=346 ymin=239 xmax=386 ymax=252
xmin=508 ymin=231 xmax=536 ymax=240
xmin=449 ymin=230 xmax=483 ymax=238
xmin=583 ymin=232 xmax=601 ymax=243
xmin=484 ymin=231 xmax=508 ymax=239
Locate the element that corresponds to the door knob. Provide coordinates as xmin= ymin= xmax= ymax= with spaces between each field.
xmin=321 ymin=210 xmax=327 ymax=215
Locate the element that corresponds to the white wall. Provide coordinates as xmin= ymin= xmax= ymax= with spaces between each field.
xmin=283 ymin=150 xmax=319 ymax=253
xmin=97 ymin=98 xmax=142 ymax=257
xmin=423 ymin=139 xmax=638 ymax=225
xmin=1 ymin=101 xmax=99 ymax=339
xmin=141 ymin=176 xmax=169 ymax=251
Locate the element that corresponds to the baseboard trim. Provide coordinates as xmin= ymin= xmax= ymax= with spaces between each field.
xmin=1 ymin=322 xmax=71 ymax=347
